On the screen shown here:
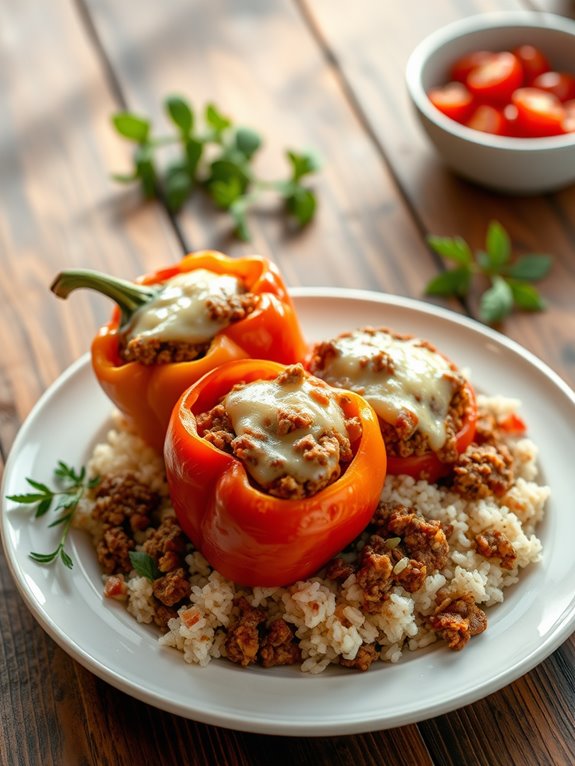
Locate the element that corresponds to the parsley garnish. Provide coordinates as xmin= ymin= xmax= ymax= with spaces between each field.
xmin=425 ymin=220 xmax=552 ymax=325
xmin=111 ymin=95 xmax=321 ymax=241
xmin=7 ymin=461 xmax=100 ymax=569
xmin=129 ymin=551 xmax=161 ymax=581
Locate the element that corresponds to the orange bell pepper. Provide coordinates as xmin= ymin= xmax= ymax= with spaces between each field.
xmin=52 ymin=251 xmax=307 ymax=452
xmin=164 ymin=359 xmax=388 ymax=587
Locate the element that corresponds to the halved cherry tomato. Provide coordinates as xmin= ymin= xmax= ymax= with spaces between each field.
xmin=512 ymin=45 xmax=550 ymax=84
xmin=451 ymin=50 xmax=495 ymax=83
xmin=532 ymin=71 xmax=575 ymax=102
xmin=466 ymin=51 xmax=524 ymax=104
xmin=465 ymin=104 xmax=508 ymax=136
xmin=562 ymin=99 xmax=575 ymax=132
xmin=428 ymin=82 xmax=475 ymax=123
xmin=512 ymin=87 xmax=566 ymax=137
xmin=385 ymin=382 xmax=478 ymax=483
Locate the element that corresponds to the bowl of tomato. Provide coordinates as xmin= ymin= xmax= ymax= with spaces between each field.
xmin=406 ymin=11 xmax=575 ymax=194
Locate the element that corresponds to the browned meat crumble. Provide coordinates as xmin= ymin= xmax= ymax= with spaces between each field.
xmin=325 ymin=502 xmax=450 ymax=621
xmin=475 ymin=529 xmax=517 ymax=570
xmin=428 ymin=593 xmax=488 ymax=650
xmin=93 ymin=472 xmax=161 ymax=574
xmin=452 ymin=443 xmax=514 ymax=499
xmin=223 ymin=597 xmax=301 ymax=669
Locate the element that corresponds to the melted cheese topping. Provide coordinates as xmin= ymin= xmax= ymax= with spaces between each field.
xmin=317 ymin=329 xmax=455 ymax=450
xmin=127 ymin=269 xmax=244 ymax=343
xmin=224 ymin=375 xmax=348 ymax=489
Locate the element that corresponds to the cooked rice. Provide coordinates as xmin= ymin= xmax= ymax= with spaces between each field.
xmin=79 ymin=397 xmax=548 ymax=673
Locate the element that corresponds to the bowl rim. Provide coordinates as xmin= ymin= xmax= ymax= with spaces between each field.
xmin=405 ymin=10 xmax=575 ymax=152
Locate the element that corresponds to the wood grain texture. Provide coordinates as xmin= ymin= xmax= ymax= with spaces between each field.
xmin=304 ymin=0 xmax=575 ymax=387
xmin=81 ymin=0 xmax=452 ymax=301
xmin=0 ymin=0 xmax=573 ymax=764
xmin=0 ymin=0 xmax=180 ymax=420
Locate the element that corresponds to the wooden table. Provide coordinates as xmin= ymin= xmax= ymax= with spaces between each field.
xmin=1 ymin=0 xmax=574 ymax=763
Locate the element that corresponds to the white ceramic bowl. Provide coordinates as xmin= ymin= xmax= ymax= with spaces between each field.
xmin=406 ymin=11 xmax=575 ymax=194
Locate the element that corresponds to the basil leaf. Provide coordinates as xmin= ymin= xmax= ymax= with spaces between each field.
xmin=185 ymin=138 xmax=203 ymax=178
xmin=286 ymin=186 xmax=317 ymax=226
xmin=134 ymin=144 xmax=156 ymax=198
xmin=425 ymin=267 xmax=471 ymax=297
xmin=165 ymin=95 xmax=194 ymax=135
xmin=509 ymin=281 xmax=546 ymax=311
xmin=205 ymin=103 xmax=232 ymax=135
xmin=505 ymin=254 xmax=552 ymax=281
xmin=210 ymin=177 xmax=244 ymax=209
xmin=164 ymin=165 xmax=191 ymax=211
xmin=287 ymin=150 xmax=321 ymax=182
xmin=230 ymin=198 xmax=251 ymax=241
xmin=112 ymin=112 xmax=151 ymax=143
xmin=485 ymin=220 xmax=511 ymax=269
xmin=426 ymin=236 xmax=473 ymax=266
xmin=234 ymin=127 xmax=262 ymax=159
xmin=479 ymin=276 xmax=514 ymax=324
xmin=129 ymin=551 xmax=161 ymax=581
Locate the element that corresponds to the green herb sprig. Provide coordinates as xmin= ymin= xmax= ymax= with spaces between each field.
xmin=7 ymin=461 xmax=100 ymax=569
xmin=111 ymin=95 xmax=321 ymax=241
xmin=425 ymin=220 xmax=552 ymax=325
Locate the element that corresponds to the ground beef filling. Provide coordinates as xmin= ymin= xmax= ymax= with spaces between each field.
xmin=119 ymin=289 xmax=258 ymax=365
xmin=429 ymin=593 xmax=488 ymax=650
xmin=197 ymin=364 xmax=359 ymax=500
xmin=379 ymin=377 xmax=471 ymax=462
xmin=326 ymin=502 xmax=450 ymax=617
xmin=93 ymin=394 xmax=526 ymax=671
xmin=225 ymin=596 xmax=301 ymax=668
xmin=309 ymin=327 xmax=472 ymax=463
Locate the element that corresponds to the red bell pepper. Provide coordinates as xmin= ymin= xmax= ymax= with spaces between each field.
xmin=164 ymin=359 xmax=388 ymax=587
xmin=51 ymin=251 xmax=307 ymax=452
xmin=385 ymin=380 xmax=477 ymax=482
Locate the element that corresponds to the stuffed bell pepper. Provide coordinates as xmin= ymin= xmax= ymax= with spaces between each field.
xmin=164 ymin=360 xmax=387 ymax=587
xmin=51 ymin=251 xmax=307 ymax=451
xmin=307 ymin=327 xmax=477 ymax=482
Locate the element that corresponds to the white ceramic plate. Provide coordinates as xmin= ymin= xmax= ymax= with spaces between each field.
xmin=2 ymin=289 xmax=575 ymax=736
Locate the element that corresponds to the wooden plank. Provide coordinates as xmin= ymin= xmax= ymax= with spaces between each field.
xmin=0 ymin=1 xmax=181 ymax=446
xmin=420 ymin=637 xmax=575 ymax=765
xmin=82 ymin=0 xmax=449 ymax=302
xmin=303 ymin=0 xmax=575 ymax=387
xmin=295 ymin=2 xmax=575 ymax=763
xmin=0 ymin=0 xmax=182 ymax=765
xmin=42 ymin=0 xmax=437 ymax=761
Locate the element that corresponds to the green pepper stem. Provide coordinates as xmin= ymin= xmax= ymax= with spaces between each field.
xmin=50 ymin=269 xmax=158 ymax=328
